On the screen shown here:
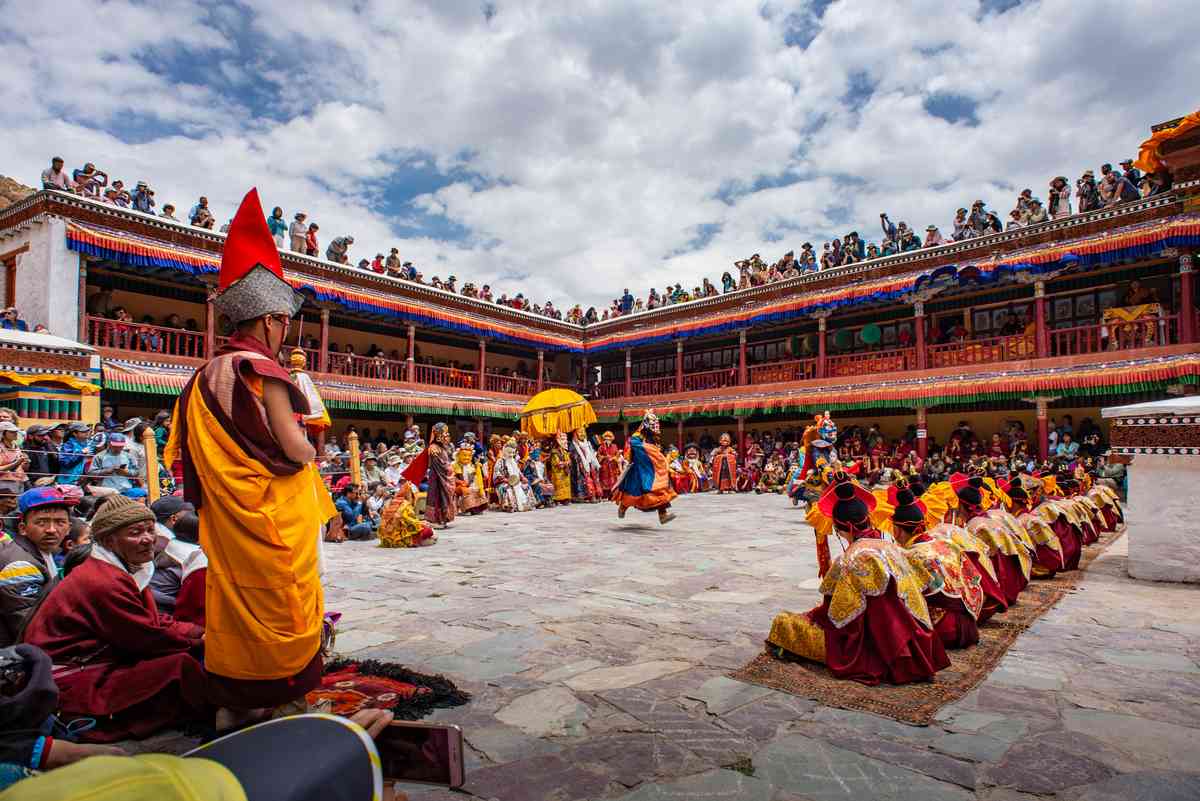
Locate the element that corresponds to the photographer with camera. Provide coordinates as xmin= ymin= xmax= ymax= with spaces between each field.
xmin=130 ymin=182 xmax=155 ymax=215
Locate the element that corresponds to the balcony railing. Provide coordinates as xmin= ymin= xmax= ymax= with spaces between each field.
xmin=750 ymin=359 xmax=817 ymax=384
xmin=927 ymin=334 xmax=1035 ymax=368
xmin=485 ymin=373 xmax=537 ymax=395
xmin=1050 ymin=314 xmax=1177 ymax=357
xmin=630 ymin=376 xmax=677 ymax=397
xmin=329 ymin=352 xmax=408 ymax=382
xmin=826 ymin=347 xmax=917 ymax=377
xmin=682 ymin=367 xmax=737 ymax=392
xmin=414 ymin=362 xmax=478 ymax=389
xmin=87 ymin=316 xmax=205 ymax=358
xmin=591 ymin=382 xmax=626 ymax=399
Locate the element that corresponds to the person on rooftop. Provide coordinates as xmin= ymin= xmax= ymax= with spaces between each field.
xmin=41 ymin=157 xmax=73 ymax=192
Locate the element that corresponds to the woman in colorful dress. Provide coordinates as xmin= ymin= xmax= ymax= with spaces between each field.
xmin=711 ymin=433 xmax=739 ymax=494
xmin=596 ymin=431 xmax=623 ymax=498
xmin=548 ymin=433 xmax=573 ymax=505
xmin=493 ymin=441 xmax=534 ymax=512
xmin=409 ymin=422 xmax=457 ymax=529
xmin=452 ymin=443 xmax=489 ymax=515
xmin=569 ymin=428 xmax=603 ymax=503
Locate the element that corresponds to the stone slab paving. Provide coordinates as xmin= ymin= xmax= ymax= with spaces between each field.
xmin=321 ymin=494 xmax=1200 ymax=800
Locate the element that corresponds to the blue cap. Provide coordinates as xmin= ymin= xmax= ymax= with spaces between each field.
xmin=121 ymin=487 xmax=149 ymax=499
xmin=18 ymin=486 xmax=77 ymax=515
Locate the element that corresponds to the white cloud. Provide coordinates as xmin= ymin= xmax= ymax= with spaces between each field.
xmin=1 ymin=0 xmax=1198 ymax=312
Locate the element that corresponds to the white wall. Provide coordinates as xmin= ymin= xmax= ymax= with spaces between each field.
xmin=12 ymin=217 xmax=81 ymax=340
xmin=1125 ymin=453 xmax=1200 ymax=583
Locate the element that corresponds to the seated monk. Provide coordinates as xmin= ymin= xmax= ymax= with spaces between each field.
xmin=1001 ymin=475 xmax=1066 ymax=578
xmin=1087 ymin=482 xmax=1124 ymax=534
xmin=1030 ymin=473 xmax=1085 ymax=570
xmin=767 ymin=472 xmax=950 ymax=685
xmin=885 ymin=480 xmax=983 ymax=649
xmin=950 ymin=473 xmax=1031 ymax=606
xmin=378 ymin=495 xmax=437 ymax=548
xmin=22 ymin=495 xmax=208 ymax=742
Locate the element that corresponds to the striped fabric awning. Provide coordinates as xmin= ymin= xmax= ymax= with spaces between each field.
xmin=594 ymin=353 xmax=1200 ymax=421
xmin=66 ymin=221 xmax=581 ymax=353
xmin=102 ymin=360 xmax=527 ymax=420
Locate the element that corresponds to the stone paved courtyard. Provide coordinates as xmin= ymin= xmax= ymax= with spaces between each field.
xmin=322 ymin=494 xmax=1200 ymax=801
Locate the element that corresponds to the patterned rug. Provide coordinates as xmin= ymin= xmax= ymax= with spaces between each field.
xmin=729 ymin=529 xmax=1123 ymax=726
xmin=307 ymin=659 xmax=472 ymax=720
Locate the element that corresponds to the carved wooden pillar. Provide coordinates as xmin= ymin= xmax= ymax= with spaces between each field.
xmin=1034 ymin=281 xmax=1047 ymax=359
xmin=1180 ymin=254 xmax=1195 ymax=344
xmin=204 ymin=288 xmax=217 ymax=360
xmin=1036 ymin=397 xmax=1049 ymax=460
xmin=319 ymin=308 xmax=331 ymax=372
xmin=738 ymin=329 xmax=748 ymax=385
xmin=915 ymin=405 xmax=928 ymax=460
xmin=675 ymin=340 xmax=684 ymax=393
xmin=406 ymin=323 xmax=416 ymax=382
xmin=478 ymin=338 xmax=487 ymax=390
xmin=624 ymin=349 xmax=633 ymax=397
xmin=914 ymin=301 xmax=926 ymax=371
xmin=816 ymin=316 xmax=828 ymax=378
xmin=536 ymin=349 xmax=544 ymax=393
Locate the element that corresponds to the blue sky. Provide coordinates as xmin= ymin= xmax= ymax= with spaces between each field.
xmin=1 ymin=0 xmax=1197 ymax=309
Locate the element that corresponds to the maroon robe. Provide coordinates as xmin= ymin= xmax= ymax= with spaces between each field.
xmin=807 ymin=583 xmax=951 ymax=685
xmin=596 ymin=442 xmax=622 ymax=498
xmin=424 ymin=444 xmax=458 ymax=526
xmin=23 ymin=556 xmax=206 ymax=742
xmin=174 ymin=567 xmax=207 ymax=627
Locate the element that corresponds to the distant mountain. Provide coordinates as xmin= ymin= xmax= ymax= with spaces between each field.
xmin=0 ymin=175 xmax=34 ymax=211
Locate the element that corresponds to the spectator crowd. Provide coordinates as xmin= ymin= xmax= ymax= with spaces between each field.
xmin=40 ymin=151 xmax=1169 ymax=326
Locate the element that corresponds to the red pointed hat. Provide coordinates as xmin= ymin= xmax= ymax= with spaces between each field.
xmin=219 ymin=188 xmax=282 ymax=290
xmin=817 ymin=468 xmax=876 ymax=522
xmin=212 ymin=189 xmax=303 ymax=324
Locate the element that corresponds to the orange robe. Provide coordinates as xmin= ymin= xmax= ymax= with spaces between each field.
xmin=166 ymin=334 xmax=336 ymax=688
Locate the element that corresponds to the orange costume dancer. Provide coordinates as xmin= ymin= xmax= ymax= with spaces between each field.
xmin=165 ymin=188 xmax=336 ymax=714
xmin=612 ymin=411 xmax=677 ymax=525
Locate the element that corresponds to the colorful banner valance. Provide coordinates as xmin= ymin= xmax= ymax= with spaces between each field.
xmin=101 ymin=360 xmax=526 ymax=420
xmin=583 ymin=214 xmax=1200 ymax=353
xmin=0 ymin=370 xmax=100 ymax=394
xmin=66 ymin=222 xmax=581 ymax=353
xmin=593 ymin=354 xmax=1200 ymax=421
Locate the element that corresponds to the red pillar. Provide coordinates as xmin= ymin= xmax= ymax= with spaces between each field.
xmin=1036 ymin=398 xmax=1049 ymax=460
xmin=1180 ymin=254 xmax=1195 ymax=344
xmin=1034 ymin=281 xmax=1047 ymax=359
xmin=205 ymin=288 xmax=217 ymax=360
xmin=318 ymin=308 xmax=330 ymax=372
xmin=816 ymin=317 xmax=828 ymax=378
xmin=536 ymin=349 xmax=544 ymax=392
xmin=675 ymin=340 xmax=684 ymax=393
xmin=581 ymin=355 xmax=589 ymax=392
xmin=622 ymin=419 xmax=629 ymax=444
xmin=405 ymin=323 xmax=416 ymax=382
xmin=476 ymin=418 xmax=485 ymax=440
xmin=916 ymin=406 xmax=928 ymax=460
xmin=77 ymin=261 xmax=88 ymax=343
xmin=736 ymin=416 xmax=746 ymax=461
xmin=624 ymin=349 xmax=633 ymax=397
xmin=914 ymin=303 xmax=926 ymax=370
xmin=738 ymin=329 xmax=748 ymax=385
xmin=677 ymin=418 xmax=684 ymax=451
xmin=478 ymin=338 xmax=487 ymax=390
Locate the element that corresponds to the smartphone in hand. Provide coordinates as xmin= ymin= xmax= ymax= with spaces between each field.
xmin=376 ymin=721 xmax=465 ymax=788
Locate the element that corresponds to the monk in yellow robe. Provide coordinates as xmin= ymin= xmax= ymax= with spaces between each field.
xmin=165 ymin=188 xmax=335 ymax=726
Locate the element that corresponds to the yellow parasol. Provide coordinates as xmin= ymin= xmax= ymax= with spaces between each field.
xmin=519 ymin=388 xmax=597 ymax=437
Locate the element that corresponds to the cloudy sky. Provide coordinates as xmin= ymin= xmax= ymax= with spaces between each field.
xmin=2 ymin=0 xmax=1196 ymax=309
